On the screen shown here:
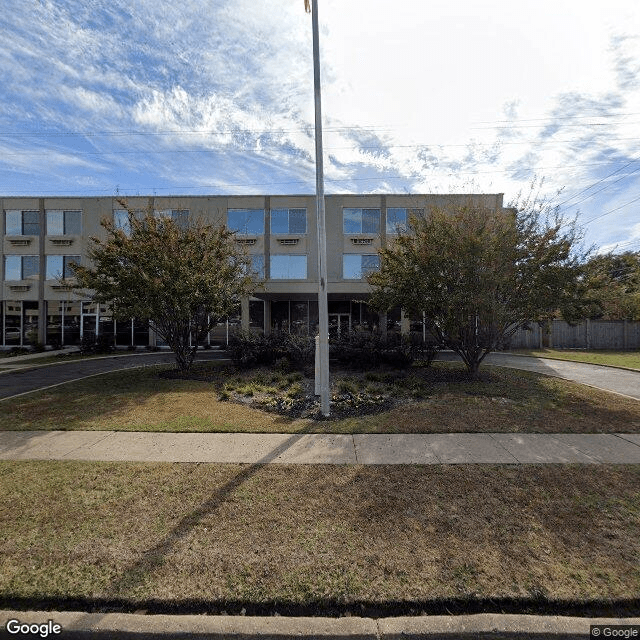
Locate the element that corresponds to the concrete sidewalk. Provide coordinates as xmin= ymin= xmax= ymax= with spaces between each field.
xmin=1 ymin=610 xmax=639 ymax=639
xmin=0 ymin=345 xmax=80 ymax=370
xmin=2 ymin=430 xmax=640 ymax=464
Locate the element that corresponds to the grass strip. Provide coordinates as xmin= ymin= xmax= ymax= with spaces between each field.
xmin=0 ymin=461 xmax=638 ymax=609
xmin=510 ymin=349 xmax=640 ymax=371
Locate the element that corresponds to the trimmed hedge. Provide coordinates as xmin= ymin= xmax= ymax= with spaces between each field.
xmin=330 ymin=331 xmax=439 ymax=369
xmin=227 ymin=330 xmax=315 ymax=369
xmin=228 ymin=329 xmax=439 ymax=371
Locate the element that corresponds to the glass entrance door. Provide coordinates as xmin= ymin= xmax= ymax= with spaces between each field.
xmin=82 ymin=314 xmax=97 ymax=340
xmin=328 ymin=313 xmax=350 ymax=340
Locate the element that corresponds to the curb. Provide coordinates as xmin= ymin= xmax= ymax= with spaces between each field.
xmin=2 ymin=611 xmax=639 ymax=639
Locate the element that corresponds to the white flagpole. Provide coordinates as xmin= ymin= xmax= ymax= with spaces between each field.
xmin=307 ymin=0 xmax=330 ymax=415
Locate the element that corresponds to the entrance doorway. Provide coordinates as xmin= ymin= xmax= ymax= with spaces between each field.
xmin=328 ymin=313 xmax=350 ymax=340
xmin=82 ymin=314 xmax=97 ymax=340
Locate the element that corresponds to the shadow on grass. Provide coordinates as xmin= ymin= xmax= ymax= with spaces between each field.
xmin=69 ymin=427 xmax=322 ymax=630
xmin=1 ymin=463 xmax=639 ymax=622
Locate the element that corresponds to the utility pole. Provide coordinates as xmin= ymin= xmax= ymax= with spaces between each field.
xmin=306 ymin=0 xmax=330 ymax=415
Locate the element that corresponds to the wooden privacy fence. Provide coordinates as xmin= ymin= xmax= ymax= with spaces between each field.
xmin=507 ymin=319 xmax=640 ymax=350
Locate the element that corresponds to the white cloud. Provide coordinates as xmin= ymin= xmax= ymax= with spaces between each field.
xmin=598 ymin=221 xmax=640 ymax=254
xmin=0 ymin=0 xmax=639 ymax=251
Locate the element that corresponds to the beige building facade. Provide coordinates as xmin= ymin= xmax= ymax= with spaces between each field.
xmin=1 ymin=193 xmax=506 ymax=349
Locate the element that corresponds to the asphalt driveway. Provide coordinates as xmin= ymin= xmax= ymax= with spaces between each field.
xmin=0 ymin=351 xmax=227 ymax=400
xmin=0 ymin=349 xmax=638 ymax=401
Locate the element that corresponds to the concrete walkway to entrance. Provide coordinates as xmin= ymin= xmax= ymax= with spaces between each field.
xmin=2 ymin=430 xmax=640 ymax=464
xmin=440 ymin=351 xmax=640 ymax=400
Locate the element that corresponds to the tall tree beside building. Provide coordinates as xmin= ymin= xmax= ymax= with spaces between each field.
xmin=367 ymin=202 xmax=590 ymax=375
xmin=582 ymin=250 xmax=640 ymax=321
xmin=72 ymin=200 xmax=256 ymax=372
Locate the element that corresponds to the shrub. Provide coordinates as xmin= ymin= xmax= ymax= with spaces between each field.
xmin=330 ymin=331 xmax=438 ymax=370
xmin=337 ymin=378 xmax=359 ymax=394
xmin=227 ymin=330 xmax=314 ymax=369
xmin=80 ymin=334 xmax=115 ymax=355
xmin=274 ymin=356 xmax=291 ymax=374
xmin=7 ymin=347 xmax=30 ymax=357
xmin=24 ymin=328 xmax=46 ymax=353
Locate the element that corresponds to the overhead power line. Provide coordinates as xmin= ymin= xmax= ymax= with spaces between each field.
xmin=0 ymin=125 xmax=396 ymax=138
xmin=557 ymin=168 xmax=640 ymax=212
xmin=3 ymin=137 xmax=640 ymax=157
xmin=471 ymin=120 xmax=640 ymax=131
xmin=557 ymin=155 xmax=640 ymax=208
xmin=583 ymin=194 xmax=640 ymax=225
xmin=474 ymin=111 xmax=640 ymax=124
xmin=2 ymin=146 xmax=639 ymax=179
xmin=2 ymin=111 xmax=640 ymax=139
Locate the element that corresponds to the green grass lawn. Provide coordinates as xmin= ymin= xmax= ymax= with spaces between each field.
xmin=0 ymin=461 xmax=638 ymax=612
xmin=2 ymin=361 xmax=639 ymax=434
xmin=510 ymin=349 xmax=640 ymax=370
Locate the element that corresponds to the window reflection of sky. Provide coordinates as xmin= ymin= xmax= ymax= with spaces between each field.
xmin=343 ymin=254 xmax=380 ymax=279
xmin=343 ymin=208 xmax=380 ymax=234
xmin=271 ymin=254 xmax=307 ymax=279
xmin=228 ymin=209 xmax=264 ymax=235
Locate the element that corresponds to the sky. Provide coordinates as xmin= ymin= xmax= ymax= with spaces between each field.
xmin=1 ymin=0 xmax=639 ymax=255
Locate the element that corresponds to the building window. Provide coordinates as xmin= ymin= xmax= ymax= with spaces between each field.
xmin=386 ymin=208 xmax=407 ymax=234
xmin=270 ymin=254 xmax=307 ymax=279
xmin=46 ymin=210 xmax=81 ymax=235
xmin=343 ymin=254 xmax=380 ymax=279
xmin=228 ymin=209 xmax=264 ymax=235
xmin=113 ymin=209 xmax=145 ymax=235
xmin=271 ymin=208 xmax=307 ymax=234
xmin=46 ymin=255 xmax=81 ymax=279
xmin=249 ymin=300 xmax=264 ymax=331
xmin=246 ymin=254 xmax=264 ymax=279
xmin=387 ymin=207 xmax=424 ymax=234
xmin=113 ymin=209 xmax=130 ymax=234
xmin=46 ymin=300 xmax=81 ymax=346
xmin=343 ymin=208 xmax=380 ymax=234
xmin=4 ymin=300 xmax=21 ymax=345
xmin=5 ymin=210 xmax=39 ymax=236
xmin=155 ymin=209 xmax=189 ymax=229
xmin=4 ymin=255 xmax=39 ymax=280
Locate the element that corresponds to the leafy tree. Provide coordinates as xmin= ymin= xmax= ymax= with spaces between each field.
xmin=72 ymin=200 xmax=256 ymax=372
xmin=582 ymin=251 xmax=640 ymax=321
xmin=367 ymin=201 xmax=590 ymax=375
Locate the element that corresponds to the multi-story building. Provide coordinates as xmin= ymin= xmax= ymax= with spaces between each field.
xmin=1 ymin=193 xmax=506 ymax=349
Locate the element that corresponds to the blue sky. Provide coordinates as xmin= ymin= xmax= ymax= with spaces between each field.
xmin=1 ymin=0 xmax=639 ymax=254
